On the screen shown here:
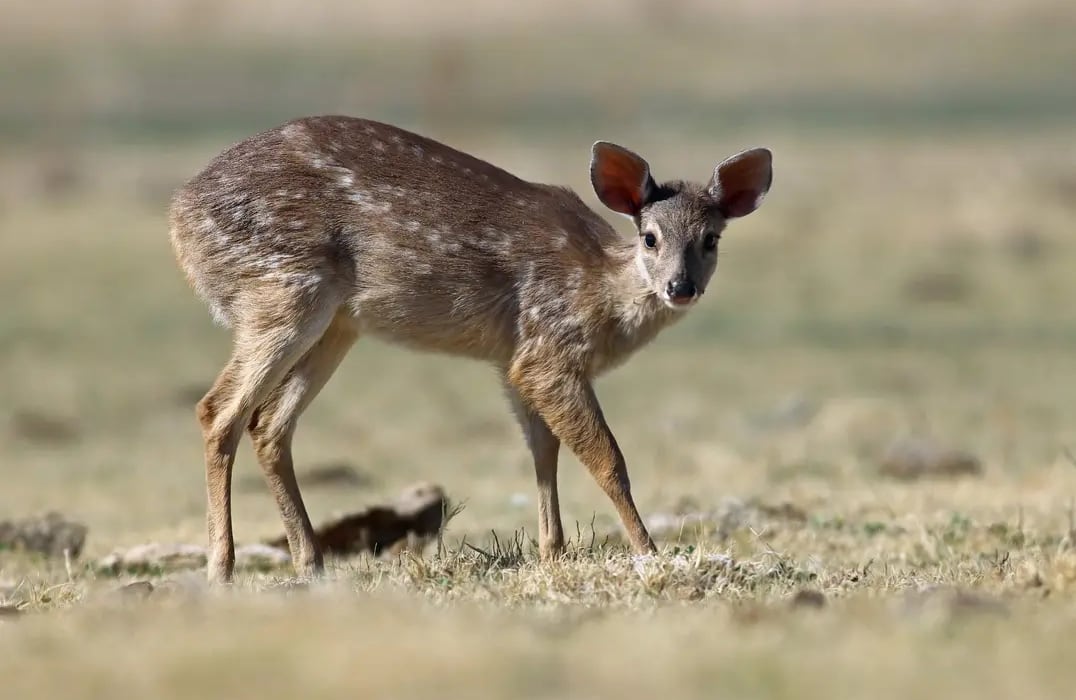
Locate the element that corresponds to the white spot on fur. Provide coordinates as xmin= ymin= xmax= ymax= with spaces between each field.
xmin=431 ymin=155 xmax=443 ymax=165
xmin=405 ymin=221 xmax=421 ymax=232
xmin=208 ymin=304 xmax=230 ymax=327
xmin=266 ymin=270 xmax=323 ymax=293
xmin=376 ymin=184 xmax=408 ymax=199
xmin=411 ymin=145 xmax=423 ymax=158
xmin=566 ymin=268 xmax=584 ymax=292
xmin=520 ymin=261 xmax=537 ymax=291
xmin=347 ymin=191 xmax=392 ymax=215
xmin=281 ymin=123 xmax=306 ymax=140
xmin=252 ymin=200 xmax=274 ymax=229
xmin=373 ymin=140 xmax=386 ymax=152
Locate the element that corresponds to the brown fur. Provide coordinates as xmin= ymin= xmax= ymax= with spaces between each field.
xmin=168 ymin=115 xmax=773 ymax=582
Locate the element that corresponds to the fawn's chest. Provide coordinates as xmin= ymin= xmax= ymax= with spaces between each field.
xmin=587 ymin=299 xmax=679 ymax=376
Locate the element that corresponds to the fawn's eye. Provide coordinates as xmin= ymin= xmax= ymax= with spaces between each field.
xmin=702 ymin=232 xmax=718 ymax=251
xmin=642 ymin=232 xmax=658 ymax=249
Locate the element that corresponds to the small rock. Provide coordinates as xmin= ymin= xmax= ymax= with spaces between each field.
xmin=880 ymin=438 xmax=982 ymax=481
xmin=153 ymin=572 xmax=210 ymax=599
xmin=790 ymin=589 xmax=826 ymax=609
xmin=10 ymin=410 xmax=80 ymax=445
xmin=902 ymin=269 xmax=972 ymax=303
xmin=111 ymin=581 xmax=155 ymax=600
xmin=509 ymin=492 xmax=530 ymax=507
xmin=0 ymin=512 xmax=88 ymax=559
xmin=96 ymin=543 xmax=207 ymax=575
xmin=235 ymin=543 xmax=291 ymax=569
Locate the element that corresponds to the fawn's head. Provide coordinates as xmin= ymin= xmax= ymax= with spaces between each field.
xmin=590 ymin=141 xmax=772 ymax=309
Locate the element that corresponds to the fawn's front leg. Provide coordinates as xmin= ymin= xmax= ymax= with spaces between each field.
xmin=508 ymin=361 xmax=656 ymax=556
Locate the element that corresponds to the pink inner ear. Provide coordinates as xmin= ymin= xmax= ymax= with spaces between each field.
xmin=720 ymin=189 xmax=760 ymax=219
xmin=594 ymin=147 xmax=648 ymax=215
xmin=596 ymin=185 xmax=638 ymax=215
xmin=713 ymin=150 xmax=771 ymax=218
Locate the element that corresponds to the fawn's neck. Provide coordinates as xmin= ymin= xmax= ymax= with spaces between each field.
xmin=591 ymin=238 xmax=681 ymax=371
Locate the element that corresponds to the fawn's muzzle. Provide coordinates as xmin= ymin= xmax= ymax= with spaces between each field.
xmin=666 ymin=279 xmax=697 ymax=305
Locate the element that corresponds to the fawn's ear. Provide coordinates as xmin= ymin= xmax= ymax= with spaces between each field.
xmin=708 ymin=148 xmax=773 ymax=219
xmin=590 ymin=141 xmax=654 ymax=216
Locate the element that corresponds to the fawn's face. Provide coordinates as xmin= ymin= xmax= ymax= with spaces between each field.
xmin=635 ymin=189 xmax=723 ymax=308
xmin=590 ymin=142 xmax=773 ymax=309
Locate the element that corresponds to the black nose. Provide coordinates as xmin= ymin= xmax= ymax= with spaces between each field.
xmin=666 ymin=279 xmax=697 ymax=301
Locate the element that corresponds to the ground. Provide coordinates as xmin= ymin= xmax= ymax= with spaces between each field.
xmin=2 ymin=2 xmax=1076 ymax=698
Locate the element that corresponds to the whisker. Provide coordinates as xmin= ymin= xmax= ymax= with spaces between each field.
xmin=632 ymin=290 xmax=657 ymax=305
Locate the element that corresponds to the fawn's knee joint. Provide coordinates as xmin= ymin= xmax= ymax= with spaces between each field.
xmin=252 ymin=432 xmax=288 ymax=466
xmin=196 ymin=394 xmax=218 ymax=433
xmin=202 ymin=415 xmax=245 ymax=459
xmin=248 ymin=414 xmax=291 ymax=459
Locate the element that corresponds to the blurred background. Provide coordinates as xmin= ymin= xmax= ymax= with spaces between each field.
xmin=3 ymin=0 xmax=1076 ymax=552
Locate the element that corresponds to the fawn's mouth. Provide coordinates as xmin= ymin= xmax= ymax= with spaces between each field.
xmin=660 ymin=292 xmax=699 ymax=310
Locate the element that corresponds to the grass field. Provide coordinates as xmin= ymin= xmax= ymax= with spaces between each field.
xmin=3 ymin=2 xmax=1076 ymax=698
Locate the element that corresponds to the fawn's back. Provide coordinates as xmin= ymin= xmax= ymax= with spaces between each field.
xmin=170 ymin=115 xmax=643 ymax=370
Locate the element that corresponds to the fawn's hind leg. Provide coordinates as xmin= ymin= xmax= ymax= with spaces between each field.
xmin=196 ymin=291 xmax=338 ymax=584
xmin=247 ymin=311 xmax=358 ymax=578
xmin=505 ymin=382 xmax=565 ymax=559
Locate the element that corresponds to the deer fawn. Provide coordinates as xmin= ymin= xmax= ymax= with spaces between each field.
xmin=169 ymin=115 xmax=773 ymax=583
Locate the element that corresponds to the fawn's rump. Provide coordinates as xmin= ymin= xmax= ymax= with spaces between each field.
xmin=167 ymin=191 xmax=353 ymax=330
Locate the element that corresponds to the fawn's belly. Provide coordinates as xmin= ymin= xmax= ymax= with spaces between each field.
xmin=349 ymin=285 xmax=520 ymax=365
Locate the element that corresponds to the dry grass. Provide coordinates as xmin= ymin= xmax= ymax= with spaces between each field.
xmin=3 ymin=2 xmax=1076 ymax=698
